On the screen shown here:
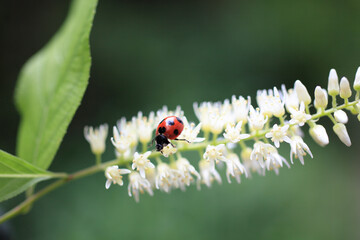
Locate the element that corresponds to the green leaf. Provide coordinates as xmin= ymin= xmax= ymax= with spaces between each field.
xmin=14 ymin=0 xmax=98 ymax=169
xmin=0 ymin=150 xmax=53 ymax=202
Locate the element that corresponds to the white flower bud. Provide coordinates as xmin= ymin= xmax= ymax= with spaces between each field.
xmin=294 ymin=80 xmax=311 ymax=105
xmin=354 ymin=66 xmax=360 ymax=91
xmin=309 ymin=124 xmax=329 ymax=147
xmin=314 ymin=86 xmax=328 ymax=109
xmin=333 ymin=123 xmax=351 ymax=147
xmin=339 ymin=77 xmax=352 ymax=99
xmin=328 ymin=69 xmax=339 ymax=96
xmin=334 ymin=110 xmax=348 ymax=124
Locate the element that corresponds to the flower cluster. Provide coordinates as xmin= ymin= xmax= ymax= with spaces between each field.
xmin=84 ymin=67 xmax=360 ymax=202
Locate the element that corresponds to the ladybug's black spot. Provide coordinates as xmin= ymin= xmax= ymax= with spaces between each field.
xmin=176 ymin=117 xmax=183 ymax=124
xmin=158 ymin=127 xmax=166 ymax=134
xmin=167 ymin=120 xmax=175 ymax=126
xmin=174 ymin=129 xmax=179 ymax=135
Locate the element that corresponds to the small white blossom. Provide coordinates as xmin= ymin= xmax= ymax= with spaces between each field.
xmin=281 ymin=85 xmax=299 ymax=112
xmin=250 ymin=142 xmax=288 ymax=170
xmin=294 ymin=80 xmax=311 ymax=105
xmin=232 ymin=95 xmax=250 ymax=123
xmin=111 ymin=126 xmax=132 ymax=154
xmin=116 ymin=117 xmax=138 ymax=147
xmin=248 ymin=106 xmax=268 ymax=131
xmin=175 ymin=157 xmax=201 ymax=187
xmin=289 ymin=102 xmax=311 ymax=126
xmin=104 ymin=166 xmax=131 ymax=189
xmin=353 ymin=66 xmax=360 ymax=91
xmin=226 ymin=153 xmax=248 ymax=183
xmin=177 ymin=116 xmax=205 ymax=143
xmin=197 ymin=159 xmax=222 ymax=189
xmin=136 ymin=111 xmax=156 ymax=144
xmin=128 ymin=172 xmax=153 ymax=202
xmin=155 ymin=163 xmax=175 ymax=193
xmin=309 ymin=124 xmax=329 ymax=147
xmin=314 ymin=86 xmax=328 ymax=109
xmin=84 ymin=124 xmax=108 ymax=155
xmin=156 ymin=105 xmax=184 ymax=124
xmin=339 ymin=77 xmax=352 ymax=99
xmin=256 ymin=87 xmax=285 ymax=117
xmin=290 ymin=136 xmax=313 ymax=165
xmin=333 ymin=123 xmax=351 ymax=147
xmin=328 ymin=69 xmax=339 ymax=96
xmin=132 ymin=151 xmax=155 ymax=178
xmin=161 ymin=144 xmax=177 ymax=157
xmin=334 ymin=110 xmax=348 ymax=124
xmin=265 ymin=124 xmax=291 ymax=148
xmin=223 ymin=121 xmax=250 ymax=143
xmin=203 ymin=144 xmax=227 ymax=168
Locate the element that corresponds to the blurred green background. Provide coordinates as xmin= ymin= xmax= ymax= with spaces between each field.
xmin=1 ymin=0 xmax=360 ymax=239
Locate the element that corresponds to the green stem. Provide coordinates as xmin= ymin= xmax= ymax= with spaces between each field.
xmin=332 ymin=95 xmax=337 ymax=108
xmin=95 ymin=154 xmax=101 ymax=165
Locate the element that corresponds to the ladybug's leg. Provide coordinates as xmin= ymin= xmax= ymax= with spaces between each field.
xmin=174 ymin=138 xmax=191 ymax=143
xmin=148 ymin=138 xmax=155 ymax=148
xmin=170 ymin=142 xmax=175 ymax=148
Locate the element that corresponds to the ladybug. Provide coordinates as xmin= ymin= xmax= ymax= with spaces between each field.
xmin=153 ymin=116 xmax=189 ymax=152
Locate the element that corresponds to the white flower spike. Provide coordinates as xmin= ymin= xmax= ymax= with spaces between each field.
xmin=294 ymin=80 xmax=311 ymax=105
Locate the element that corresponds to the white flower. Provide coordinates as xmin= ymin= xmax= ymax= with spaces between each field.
xmin=333 ymin=123 xmax=351 ymax=147
xmin=203 ymin=144 xmax=227 ymax=168
xmin=248 ymin=106 xmax=268 ymax=131
xmin=289 ymin=102 xmax=311 ymax=126
xmin=226 ymin=153 xmax=248 ymax=183
xmin=250 ymin=142 xmax=288 ymax=170
xmin=136 ymin=111 xmax=156 ymax=144
xmin=175 ymin=157 xmax=201 ymax=188
xmin=328 ymin=69 xmax=339 ymax=96
xmin=161 ymin=144 xmax=177 ymax=157
xmin=264 ymin=145 xmax=289 ymax=171
xmin=309 ymin=124 xmax=329 ymax=147
xmin=232 ymin=95 xmax=250 ymax=123
xmin=334 ymin=110 xmax=348 ymax=124
xmin=294 ymin=80 xmax=311 ymax=105
xmin=116 ymin=117 xmax=138 ymax=147
xmin=104 ymin=166 xmax=131 ymax=189
xmin=132 ymin=151 xmax=155 ymax=178
xmin=353 ymin=66 xmax=360 ymax=91
xmin=290 ymin=136 xmax=313 ymax=165
xmin=177 ymin=116 xmax=205 ymax=143
xmin=223 ymin=121 xmax=250 ymax=143
xmin=84 ymin=124 xmax=108 ymax=155
xmin=111 ymin=126 xmax=132 ymax=154
xmin=193 ymin=101 xmax=231 ymax=134
xmin=128 ymin=172 xmax=153 ymax=202
xmin=314 ymin=86 xmax=328 ymax=109
xmin=155 ymin=163 xmax=175 ymax=193
xmin=339 ymin=77 xmax=352 ymax=99
xmin=197 ymin=159 xmax=222 ymax=189
xmin=265 ymin=124 xmax=291 ymax=148
xmin=256 ymin=87 xmax=285 ymax=117
xmin=281 ymin=85 xmax=299 ymax=112
xmin=156 ymin=105 xmax=184 ymax=124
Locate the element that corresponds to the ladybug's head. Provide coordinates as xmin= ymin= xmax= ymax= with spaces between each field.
xmin=154 ymin=134 xmax=170 ymax=152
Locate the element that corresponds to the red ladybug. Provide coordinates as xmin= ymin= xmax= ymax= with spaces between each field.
xmin=153 ymin=116 xmax=189 ymax=152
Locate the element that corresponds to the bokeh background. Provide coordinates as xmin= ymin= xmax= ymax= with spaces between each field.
xmin=1 ymin=0 xmax=360 ymax=239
